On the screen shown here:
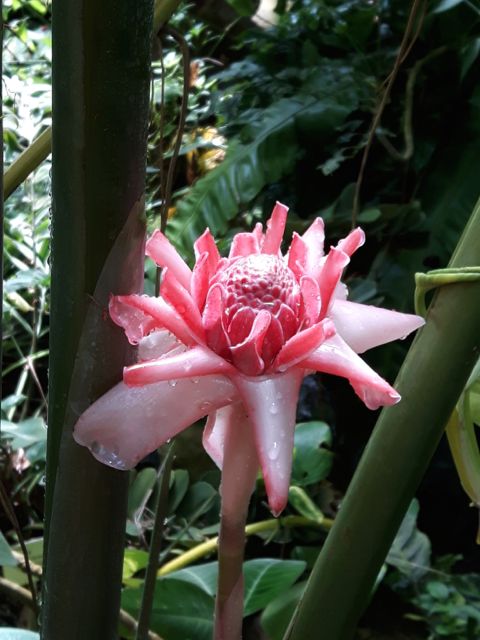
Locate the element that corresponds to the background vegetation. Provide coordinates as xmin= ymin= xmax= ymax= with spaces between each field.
xmin=1 ymin=1 xmax=480 ymax=638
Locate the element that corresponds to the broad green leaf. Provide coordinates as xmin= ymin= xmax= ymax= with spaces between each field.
xmin=261 ymin=581 xmax=307 ymax=640
xmin=291 ymin=421 xmax=333 ymax=486
xmin=243 ymin=558 xmax=306 ymax=616
xmin=165 ymin=562 xmax=218 ymax=596
xmin=176 ymin=481 xmax=219 ymax=519
xmin=122 ymin=578 xmax=215 ymax=640
xmin=0 ymin=532 xmax=18 ymax=567
xmin=1 ymin=417 xmax=47 ymax=463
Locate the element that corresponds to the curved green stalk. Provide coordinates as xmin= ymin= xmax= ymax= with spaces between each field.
xmin=42 ymin=1 xmax=154 ymax=638
xmin=285 ymin=196 xmax=480 ymax=640
xmin=3 ymin=127 xmax=52 ymax=200
xmin=158 ymin=515 xmax=333 ymax=576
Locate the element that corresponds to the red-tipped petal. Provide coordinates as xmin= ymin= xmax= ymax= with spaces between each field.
xmin=227 ymin=307 xmax=256 ymax=345
xmin=230 ymin=310 xmax=271 ymax=376
xmin=262 ymin=202 xmax=289 ymax=255
xmin=146 ymin=230 xmax=192 ymax=291
xmin=73 ymin=375 xmax=238 ymax=470
xmin=318 ymin=247 xmax=350 ymax=318
xmin=110 ymin=294 xmax=194 ymax=346
xmin=302 ymin=217 xmax=325 ymax=280
xmin=330 ymin=300 xmax=425 ymax=354
xmin=231 ymin=369 xmax=304 ymax=516
xmin=161 ymin=270 xmax=206 ymax=344
xmin=273 ymin=318 xmax=335 ymax=372
xmin=302 ymin=334 xmax=401 ymax=410
xmin=194 ymin=228 xmax=220 ymax=276
xmin=124 ymin=345 xmax=234 ymax=386
xmin=299 ymin=275 xmax=321 ymax=328
xmin=336 ymin=227 xmax=365 ymax=257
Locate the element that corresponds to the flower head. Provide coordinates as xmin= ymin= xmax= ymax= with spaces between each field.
xmin=74 ymin=203 xmax=424 ymax=515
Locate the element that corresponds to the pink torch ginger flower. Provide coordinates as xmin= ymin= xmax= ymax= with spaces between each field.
xmin=74 ymin=202 xmax=424 ymax=516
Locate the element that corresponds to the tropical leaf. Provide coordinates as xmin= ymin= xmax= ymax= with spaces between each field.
xmin=168 ymin=92 xmax=356 ymax=258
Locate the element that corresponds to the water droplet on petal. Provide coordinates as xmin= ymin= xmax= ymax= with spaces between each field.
xmin=270 ymin=402 xmax=279 ymax=415
xmin=275 ymin=391 xmax=283 ymax=400
xmin=268 ymin=442 xmax=279 ymax=461
xmin=168 ymin=379 xmax=177 ymax=387
xmin=200 ymin=401 xmax=212 ymax=412
xmin=191 ymin=377 xmax=200 ymax=384
xmin=90 ymin=441 xmax=127 ymax=470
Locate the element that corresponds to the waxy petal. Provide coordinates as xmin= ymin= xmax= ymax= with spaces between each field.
xmin=287 ymin=232 xmax=307 ymax=280
xmin=318 ymin=247 xmax=350 ymax=318
xmin=230 ymin=311 xmax=271 ymax=376
xmin=161 ymin=270 xmax=206 ymax=344
xmin=231 ymin=369 xmax=304 ymax=515
xmin=73 ymin=375 xmax=238 ymax=470
xmin=138 ymin=330 xmax=182 ymax=361
xmin=273 ymin=319 xmax=335 ymax=372
xmin=330 ymin=300 xmax=425 ymax=354
xmin=336 ymin=227 xmax=365 ymax=257
xmin=194 ymin=228 xmax=220 ymax=276
xmin=262 ymin=202 xmax=288 ymax=255
xmin=124 ymin=345 xmax=235 ymax=386
xmin=146 ymin=230 xmax=192 ymax=291
xmin=299 ymin=275 xmax=321 ymax=328
xmin=302 ymin=334 xmax=400 ymax=410
xmin=110 ymin=294 xmax=194 ymax=346
xmin=203 ymin=284 xmax=231 ymax=359
xmin=191 ymin=252 xmax=210 ymax=312
xmin=229 ymin=232 xmax=260 ymax=258
xmin=302 ymin=217 xmax=325 ymax=280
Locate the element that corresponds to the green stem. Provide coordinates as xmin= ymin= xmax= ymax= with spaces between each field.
xmin=3 ymin=127 xmax=51 ymax=200
xmin=285 ymin=196 xmax=480 ymax=640
xmin=136 ymin=446 xmax=174 ymax=640
xmin=42 ymin=1 xmax=154 ymax=638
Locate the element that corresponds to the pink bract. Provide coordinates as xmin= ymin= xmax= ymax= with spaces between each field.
xmin=74 ymin=202 xmax=424 ymax=515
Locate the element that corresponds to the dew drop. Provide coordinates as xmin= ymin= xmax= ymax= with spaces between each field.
xmin=90 ymin=441 xmax=127 ymax=470
xmin=268 ymin=441 xmax=279 ymax=461
xmin=270 ymin=402 xmax=279 ymax=415
xmin=200 ymin=401 xmax=213 ymax=412
xmin=168 ymin=379 xmax=177 ymax=387
xmin=191 ymin=377 xmax=200 ymax=384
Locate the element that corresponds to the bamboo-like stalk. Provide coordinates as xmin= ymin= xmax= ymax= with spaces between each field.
xmin=3 ymin=127 xmax=51 ymax=199
xmin=42 ymin=1 xmax=154 ymax=638
xmin=285 ymin=197 xmax=480 ymax=640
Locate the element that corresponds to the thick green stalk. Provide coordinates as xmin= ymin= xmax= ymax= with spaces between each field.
xmin=285 ymin=197 xmax=480 ymax=640
xmin=42 ymin=2 xmax=153 ymax=639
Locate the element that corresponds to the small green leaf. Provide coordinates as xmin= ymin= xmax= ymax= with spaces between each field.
xmin=358 ymin=208 xmax=382 ymax=223
xmin=387 ymin=499 xmax=431 ymax=581
xmin=127 ymin=468 xmax=157 ymax=522
xmin=291 ymin=421 xmax=333 ymax=486
xmin=122 ymin=548 xmax=149 ymax=581
xmin=0 ymin=532 xmax=18 ymax=567
xmin=288 ymin=486 xmax=324 ymax=522
xmin=168 ymin=469 xmax=190 ymax=514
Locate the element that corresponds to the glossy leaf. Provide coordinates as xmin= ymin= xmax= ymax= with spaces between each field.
xmin=0 ymin=532 xmax=18 ymax=567
xmin=122 ymin=578 xmax=215 ymax=640
xmin=291 ymin=421 xmax=333 ymax=486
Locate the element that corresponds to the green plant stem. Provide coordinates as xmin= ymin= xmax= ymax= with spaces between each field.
xmin=3 ymin=127 xmax=51 ymax=200
xmin=158 ymin=515 xmax=333 ymax=576
xmin=285 ymin=197 xmax=480 ymax=640
xmin=136 ymin=446 xmax=174 ymax=640
xmin=42 ymin=1 xmax=154 ymax=638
